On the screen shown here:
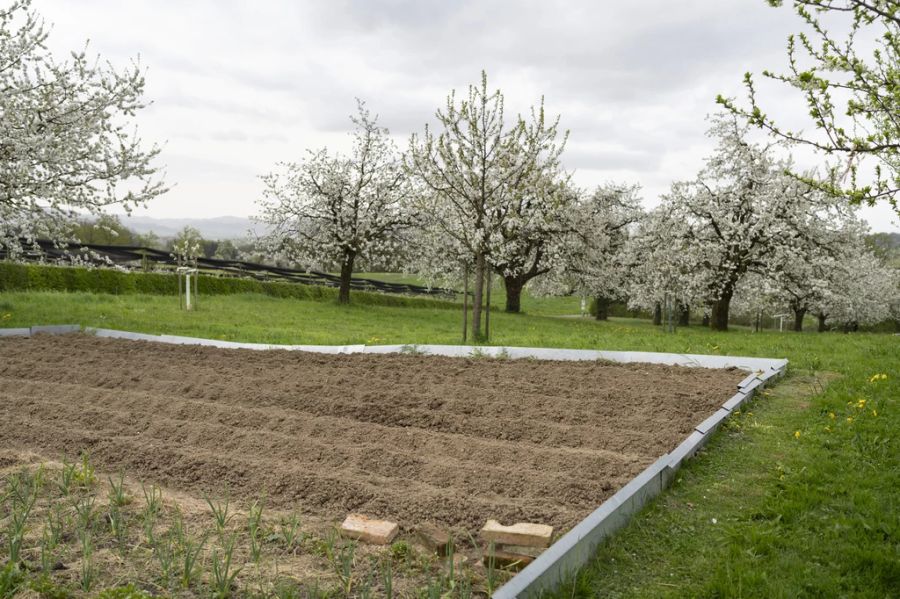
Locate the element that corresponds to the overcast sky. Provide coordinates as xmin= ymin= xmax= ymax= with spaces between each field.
xmin=37 ymin=0 xmax=899 ymax=232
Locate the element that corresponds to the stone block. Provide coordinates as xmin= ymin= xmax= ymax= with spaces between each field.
xmin=416 ymin=523 xmax=452 ymax=556
xmin=481 ymin=520 xmax=553 ymax=548
xmin=340 ymin=514 xmax=398 ymax=545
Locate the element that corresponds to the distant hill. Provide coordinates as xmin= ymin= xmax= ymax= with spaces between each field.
xmin=868 ymin=232 xmax=900 ymax=267
xmin=121 ymin=216 xmax=265 ymax=240
xmin=869 ymin=232 xmax=900 ymax=250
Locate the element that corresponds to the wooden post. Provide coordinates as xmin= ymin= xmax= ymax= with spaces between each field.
xmin=485 ymin=268 xmax=492 ymax=340
xmin=194 ymin=266 xmax=199 ymax=310
xmin=472 ymin=252 xmax=485 ymax=340
xmin=462 ymin=265 xmax=469 ymax=343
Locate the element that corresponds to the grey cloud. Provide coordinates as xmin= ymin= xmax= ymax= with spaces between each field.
xmin=563 ymin=144 xmax=661 ymax=173
xmin=33 ymin=0 xmax=895 ymax=231
xmin=154 ymin=93 xmax=294 ymax=123
xmin=164 ymin=154 xmax=258 ymax=179
xmin=206 ymin=130 xmax=289 ymax=143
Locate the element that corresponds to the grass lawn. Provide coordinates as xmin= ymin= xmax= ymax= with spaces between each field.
xmin=1 ymin=290 xmax=898 ymax=597
xmin=354 ymin=271 xmax=584 ymax=316
xmin=1 ymin=291 xmax=599 ymax=347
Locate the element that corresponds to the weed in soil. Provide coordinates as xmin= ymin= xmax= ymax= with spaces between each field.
xmin=0 ymin=456 xmax=512 ymax=597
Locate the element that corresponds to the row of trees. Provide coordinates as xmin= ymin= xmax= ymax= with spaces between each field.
xmin=251 ymin=0 xmax=898 ymax=335
xmin=256 ymin=77 xmax=898 ymax=335
xmin=629 ymin=116 xmax=897 ymax=332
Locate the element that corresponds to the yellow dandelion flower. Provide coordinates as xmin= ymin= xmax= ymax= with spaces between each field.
xmin=794 ymin=430 xmax=801 ymax=439
xmin=872 ymin=409 xmax=878 ymax=417
xmin=828 ymin=412 xmax=836 ymax=420
xmin=846 ymin=416 xmax=854 ymax=424
xmin=856 ymin=399 xmax=867 ymax=409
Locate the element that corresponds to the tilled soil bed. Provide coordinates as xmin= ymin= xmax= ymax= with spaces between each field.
xmin=0 ymin=334 xmax=744 ymax=534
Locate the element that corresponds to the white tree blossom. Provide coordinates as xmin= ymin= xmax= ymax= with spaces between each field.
xmin=715 ymin=201 xmax=896 ymax=333
xmin=762 ymin=214 xmax=866 ymax=331
xmin=0 ymin=0 xmax=166 ymax=257
xmin=655 ymin=115 xmax=848 ymax=330
xmin=534 ymin=183 xmax=644 ymax=320
xmin=730 ymin=273 xmax=783 ymax=331
xmin=172 ymin=226 xmax=203 ymax=266
xmin=488 ymin=173 xmax=576 ymax=313
xmin=810 ymin=242 xmax=900 ymax=331
xmin=406 ymin=71 xmax=566 ymax=336
xmin=624 ymin=205 xmax=709 ymax=325
xmin=257 ymin=101 xmax=412 ymax=304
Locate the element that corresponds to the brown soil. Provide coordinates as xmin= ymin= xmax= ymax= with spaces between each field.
xmin=0 ymin=334 xmax=744 ymax=534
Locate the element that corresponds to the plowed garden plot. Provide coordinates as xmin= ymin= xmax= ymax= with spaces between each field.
xmin=0 ymin=335 xmax=743 ymax=533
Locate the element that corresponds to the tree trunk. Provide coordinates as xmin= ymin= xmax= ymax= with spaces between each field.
xmin=677 ymin=303 xmax=690 ymax=327
xmin=595 ymin=296 xmax=610 ymax=321
xmin=792 ymin=307 xmax=806 ymax=332
xmin=710 ymin=289 xmax=733 ymax=331
xmin=471 ymin=252 xmax=485 ymax=340
xmin=817 ymin=313 xmax=827 ymax=333
xmin=338 ymin=252 xmax=356 ymax=304
xmin=503 ymin=275 xmax=524 ymax=313
xmin=653 ymin=303 xmax=662 ymax=326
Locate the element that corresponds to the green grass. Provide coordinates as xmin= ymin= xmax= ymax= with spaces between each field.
xmin=0 ymin=290 xmax=603 ymax=346
xmin=1 ymin=290 xmax=898 ymax=597
xmin=354 ymin=271 xmax=584 ymax=316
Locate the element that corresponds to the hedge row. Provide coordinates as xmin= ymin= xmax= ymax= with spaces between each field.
xmin=0 ymin=262 xmax=459 ymax=310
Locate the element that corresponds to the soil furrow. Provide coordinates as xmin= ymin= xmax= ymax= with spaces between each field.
xmin=0 ymin=335 xmax=743 ymax=532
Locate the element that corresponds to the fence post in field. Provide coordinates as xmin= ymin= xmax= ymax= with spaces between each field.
xmin=485 ymin=268 xmax=492 ymax=340
xmin=462 ymin=265 xmax=469 ymax=343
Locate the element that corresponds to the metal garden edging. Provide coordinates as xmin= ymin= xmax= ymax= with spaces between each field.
xmin=10 ymin=327 xmax=787 ymax=372
xmin=0 ymin=327 xmax=31 ymax=337
xmin=1 ymin=325 xmax=787 ymax=598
